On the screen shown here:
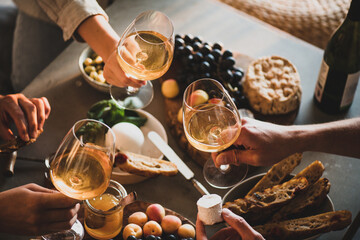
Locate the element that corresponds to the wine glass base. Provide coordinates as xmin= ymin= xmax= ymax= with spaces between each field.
xmin=110 ymin=81 xmax=154 ymax=109
xmin=41 ymin=220 xmax=84 ymax=240
xmin=203 ymin=159 xmax=248 ymax=189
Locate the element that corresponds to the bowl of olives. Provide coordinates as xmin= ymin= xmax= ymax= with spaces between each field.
xmin=79 ymin=47 xmax=110 ymax=93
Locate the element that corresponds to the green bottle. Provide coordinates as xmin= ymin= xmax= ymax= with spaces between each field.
xmin=314 ymin=0 xmax=360 ymax=114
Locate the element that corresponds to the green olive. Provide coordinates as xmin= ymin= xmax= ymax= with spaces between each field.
xmin=83 ymin=58 xmax=93 ymax=66
xmin=85 ymin=66 xmax=96 ymax=74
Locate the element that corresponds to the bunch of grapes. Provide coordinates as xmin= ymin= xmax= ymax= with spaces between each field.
xmin=173 ymin=34 xmax=249 ymax=108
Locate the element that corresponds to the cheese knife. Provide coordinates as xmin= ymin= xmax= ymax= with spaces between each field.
xmin=148 ymin=131 xmax=210 ymax=195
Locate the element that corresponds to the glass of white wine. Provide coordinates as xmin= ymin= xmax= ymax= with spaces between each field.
xmin=110 ymin=10 xmax=174 ymax=109
xmin=44 ymin=119 xmax=116 ymax=239
xmin=183 ymin=78 xmax=248 ymax=189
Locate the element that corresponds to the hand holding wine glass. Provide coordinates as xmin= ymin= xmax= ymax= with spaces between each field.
xmin=110 ymin=10 xmax=174 ymax=109
xmin=183 ymin=78 xmax=248 ymax=189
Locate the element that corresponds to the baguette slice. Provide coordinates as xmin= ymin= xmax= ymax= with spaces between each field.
xmin=293 ymin=160 xmax=325 ymax=185
xmin=272 ymin=178 xmax=331 ymax=221
xmin=224 ymin=177 xmax=309 ymax=224
xmin=114 ymin=151 xmax=178 ymax=177
xmin=246 ymin=153 xmax=302 ymax=197
xmin=254 ymin=210 xmax=352 ymax=240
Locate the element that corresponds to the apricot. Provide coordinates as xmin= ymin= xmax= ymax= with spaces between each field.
xmin=146 ymin=203 xmax=165 ymax=222
xmin=161 ymin=215 xmax=182 ymax=234
xmin=122 ymin=223 xmax=143 ymax=240
xmin=128 ymin=211 xmax=148 ymax=227
xmin=189 ymin=89 xmax=209 ymax=106
xmin=178 ymin=223 xmax=196 ymax=238
xmin=177 ymin=107 xmax=183 ymax=123
xmin=143 ymin=220 xmax=163 ymax=237
xmin=161 ymin=79 xmax=179 ymax=98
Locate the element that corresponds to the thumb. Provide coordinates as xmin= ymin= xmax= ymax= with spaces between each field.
xmin=196 ymin=214 xmax=208 ymax=240
xmin=222 ymin=209 xmax=264 ymax=240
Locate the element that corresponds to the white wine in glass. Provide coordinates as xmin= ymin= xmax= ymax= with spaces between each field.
xmin=111 ymin=10 xmax=174 ymax=109
xmin=183 ymin=78 xmax=248 ymax=189
xmin=50 ymin=119 xmax=115 ymax=200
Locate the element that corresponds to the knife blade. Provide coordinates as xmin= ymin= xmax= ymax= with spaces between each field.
xmin=148 ymin=131 xmax=210 ymax=195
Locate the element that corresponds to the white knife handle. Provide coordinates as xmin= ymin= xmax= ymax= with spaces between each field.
xmin=191 ymin=178 xmax=210 ymax=195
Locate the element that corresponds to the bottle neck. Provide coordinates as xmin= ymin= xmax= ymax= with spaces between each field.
xmin=347 ymin=0 xmax=360 ymax=21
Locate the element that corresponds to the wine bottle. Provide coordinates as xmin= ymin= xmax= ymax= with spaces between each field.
xmin=313 ymin=0 xmax=360 ymax=114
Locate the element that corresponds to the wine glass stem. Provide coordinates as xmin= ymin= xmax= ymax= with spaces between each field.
xmin=126 ymin=86 xmax=140 ymax=95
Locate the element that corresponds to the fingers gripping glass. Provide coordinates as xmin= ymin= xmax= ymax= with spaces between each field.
xmin=183 ymin=79 xmax=248 ymax=189
xmin=110 ymin=10 xmax=174 ymax=109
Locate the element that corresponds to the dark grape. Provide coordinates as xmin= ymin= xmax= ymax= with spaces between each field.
xmin=221 ymin=69 xmax=233 ymax=81
xmin=183 ymin=45 xmax=193 ymax=56
xmin=183 ymin=34 xmax=193 ymax=44
xmin=164 ymin=234 xmax=177 ymax=240
xmin=221 ymin=56 xmax=236 ymax=69
xmin=145 ymin=235 xmax=157 ymax=240
xmin=232 ymin=70 xmax=243 ymax=83
xmin=175 ymin=34 xmax=182 ymax=39
xmin=204 ymin=54 xmax=215 ymax=65
xmin=193 ymin=52 xmax=203 ymax=63
xmin=193 ymin=36 xmax=203 ymax=43
xmin=200 ymin=61 xmax=211 ymax=73
xmin=175 ymin=38 xmax=185 ymax=48
xmin=155 ymin=237 xmax=162 ymax=240
xmin=211 ymin=49 xmax=222 ymax=62
xmin=199 ymin=45 xmax=212 ymax=55
xmin=127 ymin=236 xmax=137 ymax=240
xmin=212 ymin=42 xmax=223 ymax=51
xmin=192 ymin=41 xmax=202 ymax=51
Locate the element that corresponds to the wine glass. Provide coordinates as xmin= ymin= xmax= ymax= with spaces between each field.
xmin=110 ymin=10 xmax=174 ymax=109
xmin=44 ymin=119 xmax=116 ymax=239
xmin=183 ymin=78 xmax=248 ymax=189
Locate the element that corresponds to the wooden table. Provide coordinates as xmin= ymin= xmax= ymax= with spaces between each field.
xmin=0 ymin=0 xmax=359 ymax=239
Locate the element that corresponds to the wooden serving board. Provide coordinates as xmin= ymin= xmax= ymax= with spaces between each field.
xmin=161 ymin=52 xmax=298 ymax=167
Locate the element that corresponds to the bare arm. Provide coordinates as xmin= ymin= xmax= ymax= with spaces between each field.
xmin=214 ymin=117 xmax=360 ymax=167
xmin=76 ymin=15 xmax=145 ymax=88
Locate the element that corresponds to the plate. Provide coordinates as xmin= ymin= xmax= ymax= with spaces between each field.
xmin=111 ymin=110 xmax=168 ymax=184
xmin=223 ymin=173 xmax=334 ymax=240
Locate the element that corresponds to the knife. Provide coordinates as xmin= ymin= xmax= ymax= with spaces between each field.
xmin=148 ymin=131 xmax=210 ymax=195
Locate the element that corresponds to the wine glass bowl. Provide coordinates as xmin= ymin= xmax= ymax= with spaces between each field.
xmin=111 ymin=10 xmax=174 ymax=109
xmin=50 ymin=119 xmax=116 ymax=200
xmin=183 ymin=78 xmax=248 ymax=189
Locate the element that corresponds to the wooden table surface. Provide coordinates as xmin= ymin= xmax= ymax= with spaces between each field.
xmin=0 ymin=0 xmax=359 ymax=239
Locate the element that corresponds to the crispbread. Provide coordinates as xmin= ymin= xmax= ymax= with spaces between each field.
xmin=254 ymin=210 xmax=352 ymax=240
xmin=224 ymin=177 xmax=309 ymax=225
xmin=114 ymin=151 xmax=178 ymax=177
xmin=246 ymin=153 xmax=302 ymax=197
xmin=293 ymin=160 xmax=325 ymax=185
xmin=272 ymin=178 xmax=331 ymax=221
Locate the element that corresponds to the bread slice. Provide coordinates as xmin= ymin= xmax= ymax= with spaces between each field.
xmin=114 ymin=151 xmax=178 ymax=177
xmin=246 ymin=153 xmax=302 ymax=197
xmin=224 ymin=177 xmax=309 ymax=224
xmin=293 ymin=160 xmax=325 ymax=185
xmin=254 ymin=210 xmax=352 ymax=240
xmin=272 ymin=178 xmax=331 ymax=221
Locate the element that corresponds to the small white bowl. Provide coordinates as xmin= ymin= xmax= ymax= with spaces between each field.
xmin=78 ymin=47 xmax=110 ymax=93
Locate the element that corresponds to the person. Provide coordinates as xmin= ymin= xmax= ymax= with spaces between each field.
xmin=1 ymin=0 xmax=143 ymax=95
xmin=213 ymin=117 xmax=360 ymax=167
xmin=198 ymin=117 xmax=360 ymax=239
xmin=196 ymin=208 xmax=264 ymax=240
xmin=0 ymin=93 xmax=81 ymax=236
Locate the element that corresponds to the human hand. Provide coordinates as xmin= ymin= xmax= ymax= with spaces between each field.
xmin=0 ymin=184 xmax=80 ymax=236
xmin=196 ymin=208 xmax=264 ymax=240
xmin=212 ymin=117 xmax=295 ymax=167
xmin=103 ymin=49 xmax=146 ymax=88
xmin=0 ymin=94 xmax=51 ymax=142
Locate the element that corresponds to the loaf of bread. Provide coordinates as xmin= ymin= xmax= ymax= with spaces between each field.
xmin=254 ymin=210 xmax=352 ymax=240
xmin=114 ymin=151 xmax=178 ymax=177
xmin=272 ymin=178 xmax=331 ymax=221
xmin=293 ymin=160 xmax=325 ymax=185
xmin=224 ymin=177 xmax=309 ymax=224
xmin=246 ymin=153 xmax=302 ymax=197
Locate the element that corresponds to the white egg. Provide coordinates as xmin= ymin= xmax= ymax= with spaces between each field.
xmin=107 ymin=122 xmax=145 ymax=154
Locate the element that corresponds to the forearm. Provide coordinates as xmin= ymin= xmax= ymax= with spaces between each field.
xmin=77 ymin=15 xmax=120 ymax=62
xmin=288 ymin=118 xmax=360 ymax=158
